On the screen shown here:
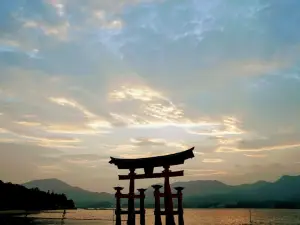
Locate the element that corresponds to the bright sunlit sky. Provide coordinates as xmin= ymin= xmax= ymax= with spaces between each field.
xmin=1 ymin=0 xmax=300 ymax=192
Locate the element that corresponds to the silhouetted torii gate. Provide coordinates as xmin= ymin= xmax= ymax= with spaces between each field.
xmin=109 ymin=147 xmax=195 ymax=225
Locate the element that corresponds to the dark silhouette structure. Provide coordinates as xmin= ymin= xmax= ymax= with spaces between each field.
xmin=109 ymin=147 xmax=195 ymax=225
xmin=0 ymin=180 xmax=75 ymax=211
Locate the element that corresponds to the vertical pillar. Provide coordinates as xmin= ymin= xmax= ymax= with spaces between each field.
xmin=163 ymin=165 xmax=175 ymax=225
xmin=127 ymin=168 xmax=136 ymax=225
xmin=152 ymin=185 xmax=162 ymax=225
xmin=175 ymin=187 xmax=184 ymax=225
xmin=137 ymin=188 xmax=146 ymax=225
xmin=114 ymin=186 xmax=124 ymax=225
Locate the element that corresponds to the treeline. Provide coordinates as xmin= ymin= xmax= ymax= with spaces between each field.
xmin=0 ymin=180 xmax=75 ymax=210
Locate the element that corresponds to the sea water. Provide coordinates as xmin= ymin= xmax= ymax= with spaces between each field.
xmin=10 ymin=209 xmax=297 ymax=225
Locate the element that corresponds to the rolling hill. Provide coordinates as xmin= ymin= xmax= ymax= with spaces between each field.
xmin=23 ymin=179 xmax=114 ymax=208
xmin=23 ymin=175 xmax=300 ymax=208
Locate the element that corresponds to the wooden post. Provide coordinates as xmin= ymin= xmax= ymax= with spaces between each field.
xmin=175 ymin=187 xmax=184 ymax=225
xmin=127 ymin=168 xmax=136 ymax=225
xmin=114 ymin=186 xmax=124 ymax=225
xmin=152 ymin=185 xmax=162 ymax=225
xmin=137 ymin=188 xmax=146 ymax=225
xmin=163 ymin=166 xmax=175 ymax=225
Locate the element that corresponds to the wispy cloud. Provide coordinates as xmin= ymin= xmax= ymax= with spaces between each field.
xmin=118 ymin=152 xmax=154 ymax=158
xmin=217 ymin=143 xmax=300 ymax=153
xmin=186 ymin=116 xmax=245 ymax=137
xmin=244 ymin=154 xmax=267 ymax=158
xmin=109 ymin=85 xmax=164 ymax=102
xmin=202 ymin=158 xmax=224 ymax=163
xmin=108 ymin=85 xmax=239 ymax=133
xmin=0 ymin=128 xmax=8 ymax=133
xmin=45 ymin=124 xmax=110 ymax=135
xmin=14 ymin=121 xmax=42 ymax=127
xmin=49 ymin=97 xmax=97 ymax=118
xmin=37 ymin=164 xmax=69 ymax=174
xmin=185 ymin=169 xmax=227 ymax=177
xmin=23 ymin=20 xmax=70 ymax=41
xmin=130 ymin=137 xmax=190 ymax=150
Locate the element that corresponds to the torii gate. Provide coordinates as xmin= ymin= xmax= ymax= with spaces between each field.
xmin=109 ymin=147 xmax=195 ymax=225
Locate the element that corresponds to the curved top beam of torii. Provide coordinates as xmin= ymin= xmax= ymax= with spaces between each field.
xmin=109 ymin=147 xmax=195 ymax=170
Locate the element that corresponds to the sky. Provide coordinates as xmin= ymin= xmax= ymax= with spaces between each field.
xmin=1 ymin=0 xmax=300 ymax=192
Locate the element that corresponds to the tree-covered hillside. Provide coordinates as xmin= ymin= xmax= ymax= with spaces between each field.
xmin=0 ymin=180 xmax=75 ymax=210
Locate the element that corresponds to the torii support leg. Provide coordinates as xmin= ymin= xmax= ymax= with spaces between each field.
xmin=137 ymin=188 xmax=146 ymax=225
xmin=127 ymin=168 xmax=136 ymax=225
xmin=152 ymin=185 xmax=162 ymax=225
xmin=164 ymin=166 xmax=175 ymax=225
xmin=175 ymin=187 xmax=184 ymax=225
xmin=114 ymin=187 xmax=124 ymax=225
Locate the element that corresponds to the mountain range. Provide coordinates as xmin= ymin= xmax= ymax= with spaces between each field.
xmin=23 ymin=175 xmax=300 ymax=208
xmin=23 ymin=179 xmax=113 ymax=208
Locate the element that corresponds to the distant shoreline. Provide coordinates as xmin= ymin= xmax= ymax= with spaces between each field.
xmin=0 ymin=209 xmax=75 ymax=216
xmin=0 ymin=210 xmax=40 ymax=216
xmin=1 ymin=207 xmax=299 ymax=217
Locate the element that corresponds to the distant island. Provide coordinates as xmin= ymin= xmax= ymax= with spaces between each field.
xmin=22 ymin=175 xmax=300 ymax=209
xmin=0 ymin=180 xmax=75 ymax=211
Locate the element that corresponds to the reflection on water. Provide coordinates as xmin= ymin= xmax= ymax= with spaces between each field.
xmin=2 ymin=209 xmax=300 ymax=225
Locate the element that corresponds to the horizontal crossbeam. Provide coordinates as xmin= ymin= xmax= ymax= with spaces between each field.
xmin=118 ymin=170 xmax=184 ymax=180
xmin=120 ymin=194 xmax=142 ymax=199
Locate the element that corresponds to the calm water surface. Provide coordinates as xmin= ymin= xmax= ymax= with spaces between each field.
xmin=4 ymin=209 xmax=300 ymax=225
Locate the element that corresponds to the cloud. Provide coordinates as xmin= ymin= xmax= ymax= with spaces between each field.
xmin=194 ymin=151 xmax=205 ymax=155
xmin=37 ymin=164 xmax=69 ymax=174
xmin=45 ymin=124 xmax=110 ymax=135
xmin=199 ymin=56 xmax=297 ymax=81
xmin=130 ymin=137 xmax=189 ymax=150
xmin=216 ymin=143 xmax=300 ymax=153
xmin=130 ymin=137 xmax=166 ymax=146
xmin=0 ymin=120 xmax=84 ymax=149
xmin=244 ymin=154 xmax=267 ymax=158
xmin=118 ymin=152 xmax=154 ymax=159
xmin=108 ymin=85 xmax=242 ymax=134
xmin=49 ymin=97 xmax=97 ymax=118
xmin=108 ymin=85 xmax=185 ymax=125
xmin=238 ymin=132 xmax=300 ymax=149
xmin=23 ymin=20 xmax=70 ymax=41
xmin=63 ymin=0 xmax=151 ymax=13
xmin=55 ymin=154 xmax=106 ymax=167
xmin=47 ymin=97 xmax=112 ymax=134
xmin=208 ymin=136 xmax=242 ymax=145
xmin=14 ymin=121 xmax=42 ymax=127
xmin=17 ymin=134 xmax=83 ymax=149
xmin=216 ymin=132 xmax=300 ymax=153
xmin=0 ymin=128 xmax=8 ymax=133
xmin=185 ymin=169 xmax=227 ymax=177
xmin=109 ymin=85 xmax=164 ymax=102
xmin=32 ymin=153 xmax=109 ymax=176
xmin=104 ymin=144 xmax=138 ymax=153
xmin=202 ymin=158 xmax=223 ymax=163
xmin=0 ymin=142 xmax=62 ymax=182
xmin=224 ymin=163 xmax=300 ymax=185
xmin=186 ymin=116 xmax=245 ymax=137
